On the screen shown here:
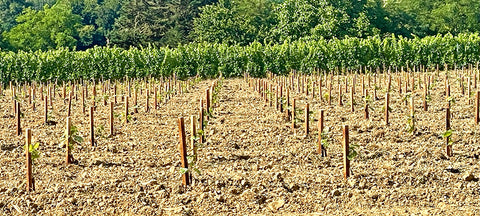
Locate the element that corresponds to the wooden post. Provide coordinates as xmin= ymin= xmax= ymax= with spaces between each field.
xmin=476 ymin=91 xmax=480 ymax=124
xmin=343 ymin=125 xmax=350 ymax=179
xmin=114 ymin=84 xmax=117 ymax=104
xmin=66 ymin=117 xmax=72 ymax=165
xmin=446 ymin=108 xmax=452 ymax=157
xmin=423 ymin=86 xmax=428 ymax=111
xmin=25 ymin=129 xmax=34 ymax=191
xmin=319 ymin=78 xmax=323 ymax=102
xmin=364 ymin=90 xmax=369 ymax=119
xmin=292 ymin=98 xmax=296 ymax=132
xmin=206 ymin=89 xmax=210 ymax=116
xmin=318 ymin=110 xmax=325 ymax=156
xmin=16 ymin=101 xmax=21 ymax=136
xmin=67 ymin=91 xmax=72 ymax=117
xmin=199 ymin=99 xmax=205 ymax=143
xmin=279 ymin=86 xmax=283 ymax=113
xmin=134 ymin=87 xmax=138 ymax=113
xmin=125 ymin=96 xmax=129 ymax=123
xmin=305 ymin=103 xmax=309 ymax=135
xmin=350 ymin=86 xmax=354 ymax=112
xmin=328 ymin=81 xmax=332 ymax=105
xmin=145 ymin=89 xmax=150 ymax=112
xmin=44 ymin=95 xmax=48 ymax=124
xmin=178 ymin=117 xmax=190 ymax=186
xmin=410 ymin=96 xmax=415 ymax=132
xmin=385 ymin=93 xmax=390 ymax=125
xmin=338 ymin=84 xmax=342 ymax=106
xmin=191 ymin=115 xmax=197 ymax=163
xmin=154 ymin=86 xmax=158 ymax=110
xmin=286 ymin=88 xmax=290 ymax=119
xmin=82 ymin=86 xmax=86 ymax=114
xmin=90 ymin=106 xmax=95 ymax=147
xmin=110 ymin=101 xmax=114 ymax=137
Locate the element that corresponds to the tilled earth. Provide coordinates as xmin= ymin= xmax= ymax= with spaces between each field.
xmin=1 ymin=75 xmax=480 ymax=215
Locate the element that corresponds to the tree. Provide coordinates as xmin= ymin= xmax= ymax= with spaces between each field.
xmin=109 ymin=0 xmax=170 ymax=48
xmin=0 ymin=0 xmax=32 ymax=49
xmin=192 ymin=0 xmax=277 ymax=45
xmin=3 ymin=0 xmax=82 ymax=51
xmin=110 ymin=0 xmax=217 ymax=48
xmin=69 ymin=0 xmax=125 ymax=49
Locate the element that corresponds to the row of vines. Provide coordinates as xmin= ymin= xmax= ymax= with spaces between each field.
xmin=1 ymin=33 xmax=480 ymax=83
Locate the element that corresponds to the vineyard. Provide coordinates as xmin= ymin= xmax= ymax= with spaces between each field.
xmin=1 ymin=62 xmax=480 ymax=214
xmin=1 ymin=33 xmax=480 ymax=83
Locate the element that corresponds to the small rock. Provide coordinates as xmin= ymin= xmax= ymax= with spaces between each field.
xmin=143 ymin=179 xmax=158 ymax=187
xmin=332 ymin=189 xmax=341 ymax=196
xmin=68 ymin=198 xmax=77 ymax=204
xmin=268 ymin=199 xmax=285 ymax=212
xmin=464 ymin=173 xmax=476 ymax=181
xmin=215 ymin=195 xmax=225 ymax=202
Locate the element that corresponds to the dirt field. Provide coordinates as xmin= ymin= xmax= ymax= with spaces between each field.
xmin=1 ymin=72 xmax=480 ymax=215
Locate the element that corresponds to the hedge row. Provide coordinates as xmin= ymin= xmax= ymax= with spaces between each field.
xmin=1 ymin=33 xmax=479 ymax=83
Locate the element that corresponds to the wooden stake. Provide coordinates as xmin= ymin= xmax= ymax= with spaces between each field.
xmin=125 ymin=96 xmax=129 ymax=124
xmin=364 ymin=90 xmax=369 ymax=119
xmin=44 ymin=95 xmax=48 ymax=124
xmin=146 ymin=89 xmax=150 ymax=113
xmin=191 ymin=115 xmax=197 ymax=163
xmin=66 ymin=117 xmax=72 ymax=165
xmin=292 ymin=98 xmax=296 ymax=132
xmin=134 ymin=87 xmax=138 ymax=113
xmin=328 ymin=81 xmax=332 ymax=105
xmin=67 ymin=91 xmax=72 ymax=117
xmin=385 ymin=93 xmax=390 ymax=125
xmin=110 ymin=101 xmax=114 ymax=137
xmin=25 ymin=129 xmax=34 ymax=191
xmin=286 ymin=88 xmax=290 ymax=119
xmin=16 ymin=101 xmax=21 ymax=136
xmin=446 ymin=107 xmax=452 ymax=157
xmin=318 ymin=110 xmax=326 ymax=156
xmin=90 ymin=106 xmax=95 ymax=147
xmin=305 ymin=103 xmax=309 ymax=135
xmin=206 ymin=89 xmax=210 ymax=117
xmin=343 ymin=125 xmax=350 ymax=179
xmin=423 ymin=86 xmax=428 ymax=111
xmin=476 ymin=91 xmax=480 ymax=124
xmin=178 ymin=117 xmax=190 ymax=186
xmin=338 ymin=84 xmax=342 ymax=106
xmin=350 ymin=86 xmax=354 ymax=112
xmin=199 ymin=99 xmax=205 ymax=143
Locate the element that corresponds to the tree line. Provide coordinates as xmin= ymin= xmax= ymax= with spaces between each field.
xmin=0 ymin=0 xmax=479 ymax=51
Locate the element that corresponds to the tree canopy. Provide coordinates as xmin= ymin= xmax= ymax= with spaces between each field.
xmin=0 ymin=0 xmax=479 ymax=51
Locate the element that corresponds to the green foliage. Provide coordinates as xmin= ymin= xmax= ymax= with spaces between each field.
xmin=96 ymin=124 xmax=106 ymax=139
xmin=447 ymin=96 xmax=456 ymax=104
xmin=405 ymin=113 xmax=415 ymax=133
xmin=1 ymin=34 xmax=480 ymax=83
xmin=64 ymin=124 xmax=83 ymax=151
xmin=192 ymin=0 xmax=277 ymax=45
xmin=442 ymin=129 xmax=454 ymax=145
xmin=320 ymin=126 xmax=331 ymax=149
xmin=425 ymin=94 xmax=432 ymax=103
xmin=25 ymin=142 xmax=40 ymax=164
xmin=3 ymin=1 xmax=82 ymax=51
xmin=347 ymin=142 xmax=359 ymax=161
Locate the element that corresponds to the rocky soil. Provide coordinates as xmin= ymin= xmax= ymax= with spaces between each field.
xmin=1 ymin=74 xmax=480 ymax=215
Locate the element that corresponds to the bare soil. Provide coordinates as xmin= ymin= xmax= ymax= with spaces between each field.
xmin=1 ymin=72 xmax=480 ymax=215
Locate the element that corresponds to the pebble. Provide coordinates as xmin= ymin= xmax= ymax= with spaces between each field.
xmin=332 ymin=189 xmax=341 ymax=196
xmin=464 ymin=173 xmax=475 ymax=181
